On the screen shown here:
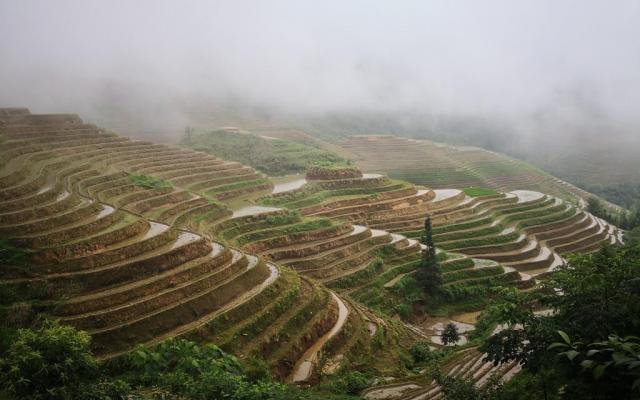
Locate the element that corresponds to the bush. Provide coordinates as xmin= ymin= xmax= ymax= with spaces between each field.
xmin=410 ymin=341 xmax=433 ymax=363
xmin=0 ymin=321 xmax=100 ymax=399
xmin=328 ymin=371 xmax=369 ymax=395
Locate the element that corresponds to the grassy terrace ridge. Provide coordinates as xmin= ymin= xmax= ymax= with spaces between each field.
xmin=463 ymin=187 xmax=499 ymax=197
xmin=128 ymin=173 xmax=173 ymax=189
xmin=181 ymin=128 xmax=349 ymax=176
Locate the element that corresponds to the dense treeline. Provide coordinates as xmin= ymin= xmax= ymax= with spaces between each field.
xmin=582 ymin=182 xmax=640 ymax=210
xmin=587 ymin=197 xmax=640 ymax=230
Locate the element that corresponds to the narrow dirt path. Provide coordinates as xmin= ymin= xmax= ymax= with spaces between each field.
xmin=290 ymin=292 xmax=349 ymax=383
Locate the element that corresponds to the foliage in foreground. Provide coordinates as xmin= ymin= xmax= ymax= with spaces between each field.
xmin=478 ymin=244 xmax=640 ymax=399
xmin=0 ymin=322 xmax=359 ymax=400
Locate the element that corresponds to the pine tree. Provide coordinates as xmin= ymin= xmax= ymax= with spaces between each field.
xmin=420 ymin=216 xmax=442 ymax=296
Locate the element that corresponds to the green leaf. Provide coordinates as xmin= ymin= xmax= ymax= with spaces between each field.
xmin=594 ymin=364 xmax=607 ymax=380
xmin=565 ymin=350 xmax=580 ymax=361
xmin=580 ymin=359 xmax=594 ymax=369
xmin=558 ymin=330 xmax=571 ymax=345
xmin=548 ymin=342 xmax=569 ymax=350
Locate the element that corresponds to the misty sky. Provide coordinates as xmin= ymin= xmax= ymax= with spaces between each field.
xmin=1 ymin=0 xmax=640 ymax=135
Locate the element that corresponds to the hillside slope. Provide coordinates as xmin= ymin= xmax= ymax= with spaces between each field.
xmin=339 ymin=135 xmax=622 ymax=211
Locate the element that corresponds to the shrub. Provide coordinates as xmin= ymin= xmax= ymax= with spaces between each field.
xmin=410 ymin=341 xmax=433 ymax=363
xmin=0 ymin=321 xmax=100 ymax=399
xmin=128 ymin=173 xmax=172 ymax=189
xmin=328 ymin=371 xmax=369 ymax=395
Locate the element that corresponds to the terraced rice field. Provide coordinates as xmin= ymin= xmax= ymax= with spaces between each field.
xmin=257 ymin=170 xmax=621 ymax=288
xmin=0 ymin=109 xmax=421 ymax=381
xmin=0 ymin=108 xmax=624 ymax=388
xmin=339 ymin=135 xmax=615 ymax=208
xmin=362 ymin=348 xmax=521 ymax=399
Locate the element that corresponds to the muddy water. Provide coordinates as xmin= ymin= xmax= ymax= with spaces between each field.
xmin=94 ymin=205 xmax=115 ymax=220
xmin=36 ymin=181 xmax=54 ymax=195
xmin=350 ymin=224 xmax=369 ymax=235
xmin=390 ymin=233 xmax=405 ymax=244
xmin=510 ymin=190 xmax=544 ymax=203
xmin=140 ymin=221 xmax=169 ymax=240
xmin=432 ymin=189 xmax=462 ymax=202
xmin=290 ymin=292 xmax=349 ymax=383
xmin=229 ymin=175 xmax=309 ymax=217
xmin=428 ymin=319 xmax=474 ymax=346
xmin=367 ymin=321 xmax=377 ymax=336
xmin=231 ymin=205 xmax=282 ymax=218
xmin=170 ymin=231 xmax=201 ymax=250
xmin=272 ymin=177 xmax=307 ymax=194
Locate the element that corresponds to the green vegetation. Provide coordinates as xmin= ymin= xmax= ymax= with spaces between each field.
xmin=182 ymin=129 xmax=348 ymax=176
xmin=463 ymin=187 xmax=499 ymax=197
xmin=442 ymin=265 xmax=504 ymax=284
xmin=415 ymin=217 xmax=443 ymax=298
xmin=441 ymin=322 xmax=460 ymax=346
xmin=327 ymin=258 xmax=384 ymax=289
xmin=128 ymin=173 xmax=172 ymax=189
xmin=235 ymin=218 xmax=335 ymax=246
xmin=439 ymin=231 xmax=520 ymax=250
xmin=479 ymin=244 xmax=640 ymax=399
xmin=588 ymin=196 xmax=640 ymax=230
xmin=0 ymin=322 xmax=363 ymax=400
xmin=582 ymin=181 xmax=640 ymax=210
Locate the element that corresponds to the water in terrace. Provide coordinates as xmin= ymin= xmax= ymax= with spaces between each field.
xmin=229 ymin=175 xmax=307 ymax=217
xmin=94 ymin=205 xmax=114 ymax=219
xmin=140 ymin=221 xmax=169 ymax=240
xmin=510 ymin=190 xmax=544 ymax=203
xmin=429 ymin=319 xmax=474 ymax=346
xmin=350 ymin=224 xmax=369 ymax=235
xmin=390 ymin=233 xmax=405 ymax=244
xmin=170 ymin=231 xmax=200 ymax=250
xmin=431 ymin=188 xmax=461 ymax=202
xmin=56 ymin=190 xmax=71 ymax=201
xmin=271 ymin=175 xmax=307 ymax=194
xmin=36 ymin=181 xmax=54 ymax=194
xmin=231 ymin=205 xmax=282 ymax=218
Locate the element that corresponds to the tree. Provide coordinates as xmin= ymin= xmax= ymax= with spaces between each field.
xmin=441 ymin=322 xmax=460 ymax=346
xmin=480 ymin=244 xmax=640 ymax=399
xmin=419 ymin=215 xmax=442 ymax=296
xmin=435 ymin=372 xmax=504 ymax=400
xmin=549 ymin=332 xmax=640 ymax=399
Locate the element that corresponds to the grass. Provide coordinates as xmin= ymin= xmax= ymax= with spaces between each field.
xmin=327 ymin=259 xmax=384 ymax=289
xmin=234 ymin=218 xmax=335 ymax=246
xmin=182 ymin=129 xmax=349 ymax=176
xmin=128 ymin=174 xmax=172 ymax=189
xmin=463 ymin=187 xmax=499 ymax=197
xmin=439 ymin=231 xmax=520 ymax=250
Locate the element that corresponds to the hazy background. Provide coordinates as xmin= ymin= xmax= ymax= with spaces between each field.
xmin=1 ymin=0 xmax=639 ymax=186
